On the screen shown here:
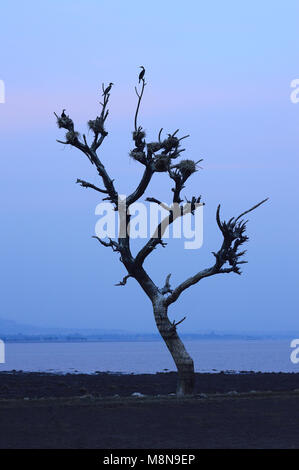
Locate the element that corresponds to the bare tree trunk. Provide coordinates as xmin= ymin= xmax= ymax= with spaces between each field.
xmin=153 ymin=299 xmax=195 ymax=396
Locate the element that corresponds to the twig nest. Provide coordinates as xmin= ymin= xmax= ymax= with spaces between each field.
xmin=162 ymin=136 xmax=179 ymax=151
xmin=154 ymin=155 xmax=169 ymax=172
xmin=56 ymin=115 xmax=74 ymax=131
xmin=132 ymin=129 xmax=146 ymax=151
xmin=147 ymin=142 xmax=163 ymax=153
xmin=88 ymin=117 xmax=104 ymax=134
xmin=132 ymin=129 xmax=146 ymax=140
xmin=66 ymin=130 xmax=80 ymax=144
xmin=172 ymin=159 xmax=197 ymax=178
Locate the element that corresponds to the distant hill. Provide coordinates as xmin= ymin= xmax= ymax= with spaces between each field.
xmin=0 ymin=318 xmax=127 ymax=337
xmin=0 ymin=318 xmax=296 ymax=343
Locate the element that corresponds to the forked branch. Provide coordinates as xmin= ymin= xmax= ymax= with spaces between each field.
xmin=55 ymin=94 xmax=118 ymax=205
xmin=92 ymin=236 xmax=120 ymax=252
xmin=135 ymin=196 xmax=204 ymax=266
xmin=165 ymin=198 xmax=268 ymax=306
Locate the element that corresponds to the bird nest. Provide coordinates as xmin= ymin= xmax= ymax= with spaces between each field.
xmin=153 ymin=155 xmax=169 ymax=172
xmin=66 ymin=130 xmax=80 ymax=144
xmin=162 ymin=136 xmax=179 ymax=150
xmin=177 ymin=159 xmax=197 ymax=173
xmin=132 ymin=129 xmax=146 ymax=141
xmin=147 ymin=142 xmax=164 ymax=153
xmin=56 ymin=115 xmax=73 ymax=130
xmin=172 ymin=159 xmax=197 ymax=178
xmin=88 ymin=118 xmax=104 ymax=134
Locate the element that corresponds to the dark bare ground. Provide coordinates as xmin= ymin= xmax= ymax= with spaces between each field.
xmin=0 ymin=371 xmax=299 ymax=399
xmin=0 ymin=393 xmax=299 ymax=449
xmin=0 ymin=372 xmax=299 ymax=449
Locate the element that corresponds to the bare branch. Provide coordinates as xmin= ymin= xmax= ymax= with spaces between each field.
xmin=178 ymin=134 xmax=190 ymax=142
xmin=135 ymin=197 xmax=203 ymax=267
xmin=158 ymin=128 xmax=163 ymax=142
xmin=115 ymin=274 xmax=132 ymax=286
xmin=55 ymin=104 xmax=119 ymax=205
xmin=135 ymin=237 xmax=168 ymax=266
xmin=216 ymin=204 xmax=223 ymax=232
xmin=145 ymin=197 xmax=171 ymax=212
xmin=92 ymin=236 xmax=120 ymax=252
xmin=127 ymin=165 xmax=154 ymax=206
xmin=167 ymin=315 xmax=187 ymax=337
xmin=83 ymin=134 xmax=88 ymax=147
xmin=161 ymin=273 xmax=173 ymax=295
xmin=76 ymin=179 xmax=108 ymax=194
xmin=134 ymin=78 xmax=146 ymax=132
xmin=134 ymin=201 xmax=186 ymax=266
xmin=172 ymin=316 xmax=186 ymax=328
xmin=89 ymin=90 xmax=110 ymax=151
xmin=165 ymin=267 xmax=225 ymax=306
xmin=235 ymin=198 xmax=269 ymax=222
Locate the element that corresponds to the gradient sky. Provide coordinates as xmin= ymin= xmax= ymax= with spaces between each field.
xmin=0 ymin=0 xmax=298 ymax=333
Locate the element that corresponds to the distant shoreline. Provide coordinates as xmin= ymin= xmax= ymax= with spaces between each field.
xmin=0 ymin=334 xmax=295 ymax=344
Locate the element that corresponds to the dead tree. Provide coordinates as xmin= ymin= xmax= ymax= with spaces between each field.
xmin=55 ymin=73 xmax=267 ymax=396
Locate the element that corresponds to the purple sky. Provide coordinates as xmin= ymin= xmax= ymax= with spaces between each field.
xmin=0 ymin=1 xmax=298 ymax=333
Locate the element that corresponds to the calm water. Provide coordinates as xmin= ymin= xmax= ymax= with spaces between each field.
xmin=0 ymin=340 xmax=298 ymax=374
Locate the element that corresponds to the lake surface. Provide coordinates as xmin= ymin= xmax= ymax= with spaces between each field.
xmin=0 ymin=340 xmax=298 ymax=374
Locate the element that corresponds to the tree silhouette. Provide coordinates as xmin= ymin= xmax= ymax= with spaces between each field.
xmin=55 ymin=70 xmax=267 ymax=395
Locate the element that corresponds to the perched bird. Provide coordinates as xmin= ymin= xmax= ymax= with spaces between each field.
xmin=138 ymin=66 xmax=145 ymax=83
xmin=61 ymin=109 xmax=66 ymax=118
xmin=102 ymin=82 xmax=113 ymax=95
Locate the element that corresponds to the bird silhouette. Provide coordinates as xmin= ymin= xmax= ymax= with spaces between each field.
xmin=61 ymin=109 xmax=66 ymax=118
xmin=102 ymin=83 xmax=113 ymax=95
xmin=138 ymin=66 xmax=145 ymax=83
